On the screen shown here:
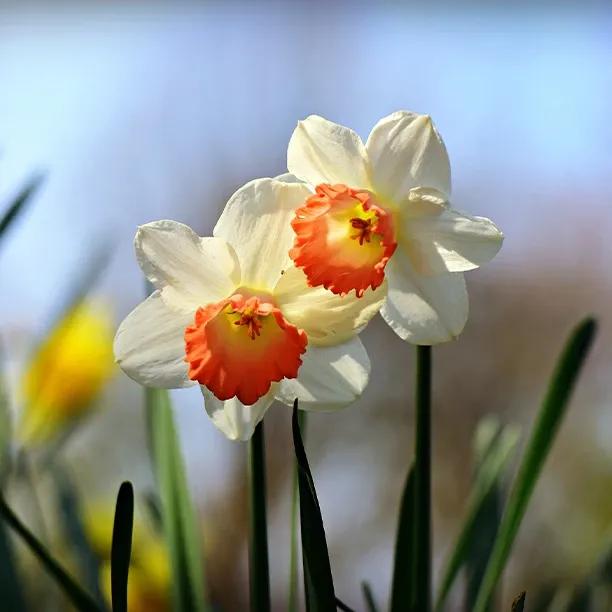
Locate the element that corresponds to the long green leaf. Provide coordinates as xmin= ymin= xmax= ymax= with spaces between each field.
xmin=111 ymin=481 xmax=134 ymax=612
xmin=54 ymin=467 xmax=107 ymax=609
xmin=0 ymin=496 xmax=102 ymax=611
xmin=291 ymin=399 xmax=336 ymax=612
xmin=473 ymin=317 xmax=597 ymax=612
xmin=390 ymin=466 xmax=415 ymax=612
xmin=0 ymin=174 xmax=43 ymax=242
xmin=146 ymin=388 xmax=208 ymax=612
xmin=435 ymin=418 xmax=520 ymax=610
xmin=248 ymin=421 xmax=270 ymax=612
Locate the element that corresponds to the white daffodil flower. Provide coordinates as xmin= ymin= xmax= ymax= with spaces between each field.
xmin=114 ymin=178 xmax=384 ymax=441
xmin=286 ymin=111 xmax=504 ymax=345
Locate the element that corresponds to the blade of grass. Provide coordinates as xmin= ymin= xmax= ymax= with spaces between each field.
xmin=436 ymin=418 xmax=520 ymax=611
xmin=288 ymin=410 xmax=306 ymax=612
xmin=361 ymin=581 xmax=379 ymax=612
xmin=414 ymin=345 xmax=432 ymax=612
xmin=248 ymin=420 xmax=271 ymax=612
xmin=390 ymin=466 xmax=415 ymax=612
xmin=54 ymin=467 xmax=107 ymax=609
xmin=111 ymin=482 xmax=134 ymax=612
xmin=146 ymin=388 xmax=208 ymax=612
xmin=466 ymin=484 xmax=502 ymax=611
xmin=0 ymin=174 xmax=44 ymax=242
xmin=0 ymin=495 xmax=102 ymax=611
xmin=473 ymin=317 xmax=597 ymax=612
xmin=291 ymin=399 xmax=336 ymax=611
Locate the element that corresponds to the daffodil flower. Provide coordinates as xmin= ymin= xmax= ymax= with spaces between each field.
xmin=114 ymin=178 xmax=384 ymax=441
xmin=19 ymin=301 xmax=115 ymax=444
xmin=286 ymin=111 xmax=504 ymax=345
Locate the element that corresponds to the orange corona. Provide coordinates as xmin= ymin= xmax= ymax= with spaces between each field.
xmin=290 ymin=184 xmax=397 ymax=297
xmin=184 ymin=293 xmax=307 ymax=405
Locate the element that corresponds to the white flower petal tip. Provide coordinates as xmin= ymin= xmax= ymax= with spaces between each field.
xmin=288 ymin=115 xmax=370 ymax=189
xmin=366 ymin=110 xmax=451 ymax=201
xmin=276 ymin=338 xmax=370 ymax=411
xmin=402 ymin=189 xmax=504 ymax=275
xmin=134 ymin=220 xmax=240 ymax=311
xmin=113 ymin=291 xmax=195 ymax=388
xmin=202 ymin=387 xmax=274 ymax=441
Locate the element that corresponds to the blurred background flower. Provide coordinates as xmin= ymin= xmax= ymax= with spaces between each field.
xmin=0 ymin=1 xmax=610 ymax=610
xmin=19 ymin=300 xmax=115 ymax=445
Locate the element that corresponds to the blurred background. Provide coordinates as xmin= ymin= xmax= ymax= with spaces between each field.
xmin=0 ymin=1 xmax=611 ymax=610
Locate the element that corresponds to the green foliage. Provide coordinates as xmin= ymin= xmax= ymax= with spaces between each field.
xmin=0 ymin=521 xmax=26 ymax=610
xmin=473 ymin=318 xmax=597 ymax=612
xmin=436 ymin=417 xmax=520 ymax=611
xmin=54 ymin=467 xmax=107 ymax=609
xmin=0 ymin=174 xmax=43 ymax=244
xmin=413 ymin=344 xmax=432 ymax=612
xmin=390 ymin=466 xmax=415 ymax=612
xmin=291 ymin=400 xmax=336 ymax=612
xmin=288 ymin=410 xmax=307 ymax=612
xmin=248 ymin=421 xmax=271 ymax=612
xmin=0 ymin=495 xmax=103 ymax=611
xmin=111 ymin=482 xmax=134 ymax=612
xmin=146 ymin=388 xmax=209 ymax=612
xmin=0 ymin=348 xmax=12 ymax=488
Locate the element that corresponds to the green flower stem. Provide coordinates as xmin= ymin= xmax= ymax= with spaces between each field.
xmin=248 ymin=420 xmax=271 ymax=612
xmin=414 ymin=345 xmax=432 ymax=612
xmin=288 ymin=410 xmax=306 ymax=612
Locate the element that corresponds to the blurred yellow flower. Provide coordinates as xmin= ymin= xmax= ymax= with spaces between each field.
xmin=19 ymin=300 xmax=115 ymax=444
xmin=85 ymin=505 xmax=171 ymax=612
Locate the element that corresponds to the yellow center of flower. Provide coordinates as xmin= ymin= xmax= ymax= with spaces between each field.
xmin=184 ymin=291 xmax=308 ymax=405
xmin=290 ymin=183 xmax=397 ymax=297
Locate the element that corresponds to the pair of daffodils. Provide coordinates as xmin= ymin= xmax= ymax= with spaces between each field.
xmin=115 ymin=112 xmax=503 ymax=441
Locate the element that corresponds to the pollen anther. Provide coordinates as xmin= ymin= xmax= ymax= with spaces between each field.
xmin=290 ymin=183 xmax=397 ymax=297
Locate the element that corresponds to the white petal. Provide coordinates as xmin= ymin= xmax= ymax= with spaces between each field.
xmin=274 ymin=266 xmax=385 ymax=346
xmin=275 ymin=338 xmax=370 ymax=411
xmin=381 ymin=249 xmax=468 ymax=345
xmin=214 ymin=178 xmax=312 ymax=291
xmin=114 ymin=291 xmax=195 ymax=388
xmin=366 ymin=111 xmax=451 ymax=202
xmin=400 ymin=187 xmax=504 ymax=274
xmin=287 ymin=115 xmax=371 ymax=189
xmin=201 ymin=387 xmax=274 ymax=441
xmin=135 ymin=220 xmax=239 ymax=311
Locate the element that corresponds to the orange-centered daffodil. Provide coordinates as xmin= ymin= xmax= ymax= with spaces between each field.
xmin=285 ymin=111 xmax=504 ymax=345
xmin=114 ymin=178 xmax=385 ymax=440
xmin=290 ymin=184 xmax=396 ymax=297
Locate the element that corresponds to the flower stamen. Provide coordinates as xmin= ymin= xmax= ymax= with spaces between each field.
xmin=232 ymin=303 xmax=263 ymax=339
xmin=184 ymin=292 xmax=307 ymax=405
xmin=290 ymin=183 xmax=397 ymax=297
xmin=350 ymin=217 xmax=373 ymax=245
